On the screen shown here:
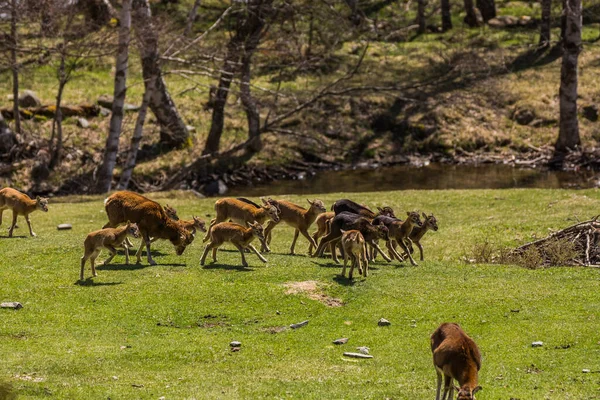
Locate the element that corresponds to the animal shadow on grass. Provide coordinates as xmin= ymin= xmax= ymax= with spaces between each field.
xmin=202 ymin=262 xmax=254 ymax=272
xmin=333 ymin=275 xmax=359 ymax=286
xmin=0 ymin=234 xmax=27 ymax=239
xmin=75 ymin=278 xmax=123 ymax=287
xmin=310 ymin=260 xmax=342 ymax=269
xmin=96 ymin=263 xmax=152 ymax=271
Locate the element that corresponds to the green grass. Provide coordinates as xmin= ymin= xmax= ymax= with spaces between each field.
xmin=2 ymin=189 xmax=600 ymax=398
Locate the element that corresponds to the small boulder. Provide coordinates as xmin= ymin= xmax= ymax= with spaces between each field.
xmin=230 ymin=341 xmax=242 ymax=348
xmin=333 ymin=338 xmax=349 ymax=345
xmin=582 ymin=105 xmax=599 ymax=122
xmin=378 ymin=318 xmax=391 ymax=327
xmin=76 ymin=118 xmax=90 ymax=128
xmin=343 ymin=352 xmax=373 ymax=359
xmin=532 ymin=341 xmax=544 ymax=347
xmin=99 ymin=107 xmax=111 ymax=117
xmin=18 ymin=90 xmax=41 ymax=108
xmin=97 ymin=94 xmax=114 ymax=109
xmin=202 ymin=180 xmax=228 ymax=197
xmin=290 ymin=320 xmax=309 ymax=329
xmin=57 ymin=224 xmax=72 ymax=230
xmin=356 ymin=346 xmax=370 ymax=355
xmin=1 ymin=302 xmax=23 ymax=309
xmin=0 ymin=118 xmax=18 ymax=153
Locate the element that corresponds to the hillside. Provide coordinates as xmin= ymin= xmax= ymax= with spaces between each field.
xmin=1 ymin=0 xmax=599 ymax=193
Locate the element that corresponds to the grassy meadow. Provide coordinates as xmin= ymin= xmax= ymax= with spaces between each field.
xmin=1 ymin=189 xmax=600 ymax=399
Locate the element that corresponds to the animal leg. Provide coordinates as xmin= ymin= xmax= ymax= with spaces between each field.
xmin=435 ymin=370 xmax=442 ymax=400
xmin=8 ymin=211 xmax=18 ymax=237
xmin=362 ymin=244 xmax=369 ymax=277
xmin=263 ymin=220 xmax=278 ymax=247
xmin=314 ymin=233 xmax=338 ymax=258
xmin=289 ymin=229 xmax=300 ymax=254
xmin=370 ymin=241 xmax=392 ymax=262
xmin=298 ymin=228 xmax=316 ymax=255
xmin=203 ymin=218 xmax=218 ymax=243
xmin=200 ymin=242 xmax=215 ymax=265
xmin=135 ymin=240 xmax=145 ymax=264
xmin=103 ymin=245 xmax=117 ymax=265
xmin=441 ymin=375 xmax=452 ymax=400
xmin=386 ymin=240 xmax=403 ymax=262
xmin=348 ymin=254 xmax=357 ymax=279
xmin=234 ymin=243 xmax=249 ymax=268
xmin=142 ymin=233 xmax=156 ymax=265
xmin=416 ymin=241 xmax=424 ymax=261
xmin=212 ymin=247 xmax=218 ymax=262
xmin=330 ymin=239 xmax=341 ymax=264
xmin=80 ymin=255 xmax=88 ymax=281
xmin=90 ymin=253 xmax=99 ymax=277
xmin=341 ymin=247 xmax=348 ymax=277
xmin=123 ymin=243 xmax=130 ymax=265
xmin=247 ymin=244 xmax=267 ymax=263
xmin=397 ymin=238 xmax=418 ymax=266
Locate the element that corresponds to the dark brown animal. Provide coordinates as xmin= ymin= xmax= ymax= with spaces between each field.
xmin=331 ymin=199 xmax=395 ymax=219
xmin=431 ymin=322 xmax=482 ymax=400
xmin=308 ymin=211 xmax=335 ymax=255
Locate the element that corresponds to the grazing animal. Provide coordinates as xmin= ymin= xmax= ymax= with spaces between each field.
xmin=103 ymin=191 xmax=194 ymax=265
xmin=203 ymin=198 xmax=280 ymax=251
xmin=0 ymin=187 xmax=49 ymax=237
xmin=431 ymin=322 xmax=482 ymax=400
xmin=263 ymin=199 xmax=327 ymax=254
xmin=387 ymin=211 xmax=423 ymax=266
xmin=80 ymin=222 xmax=140 ymax=281
xmin=340 ymin=229 xmax=368 ymax=279
xmin=404 ymin=213 xmax=438 ymax=261
xmin=150 ymin=216 xmax=206 ymax=243
xmin=331 ymin=199 xmax=395 ymax=219
xmin=308 ymin=211 xmax=335 ymax=255
xmin=314 ymin=212 xmax=391 ymax=264
xmin=201 ymin=222 xmax=267 ymax=268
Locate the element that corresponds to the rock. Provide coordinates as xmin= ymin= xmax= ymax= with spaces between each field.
xmin=99 ymin=107 xmax=111 ymax=117
xmin=582 ymin=105 xmax=599 ymax=122
xmin=123 ymin=103 xmax=140 ymax=112
xmin=343 ymin=352 xmax=373 ymax=359
xmin=378 ymin=318 xmax=391 ymax=326
xmin=1 ymin=302 xmax=23 ymax=309
xmin=356 ymin=346 xmax=370 ymax=355
xmin=487 ymin=17 xmax=506 ymax=28
xmin=202 ymin=180 xmax=228 ymax=196
xmin=582 ymin=369 xmax=591 ymax=373
xmin=230 ymin=341 xmax=242 ymax=348
xmin=333 ymin=338 xmax=349 ymax=345
xmin=76 ymin=118 xmax=89 ymax=128
xmin=97 ymin=94 xmax=114 ymax=109
xmin=186 ymin=125 xmax=196 ymax=132
xmin=18 ymin=90 xmax=41 ymax=108
xmin=290 ymin=320 xmax=309 ymax=329
xmin=31 ymin=161 xmax=50 ymax=182
xmin=0 ymin=117 xmax=17 ymax=153
xmin=532 ymin=341 xmax=543 ymax=347
xmin=513 ymin=108 xmax=536 ymax=125
xmin=518 ymin=15 xmax=532 ymax=26
xmin=57 ymin=224 xmax=72 ymax=230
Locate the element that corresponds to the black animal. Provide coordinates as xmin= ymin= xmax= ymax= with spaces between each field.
xmin=331 ymin=199 xmax=395 ymax=219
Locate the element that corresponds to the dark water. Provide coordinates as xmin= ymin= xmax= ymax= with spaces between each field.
xmin=228 ymin=163 xmax=600 ymax=196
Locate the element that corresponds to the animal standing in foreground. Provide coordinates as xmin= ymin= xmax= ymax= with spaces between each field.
xmin=0 ymin=187 xmax=49 ymax=237
xmin=201 ymin=222 xmax=267 ymax=268
xmin=262 ymin=199 xmax=327 ymax=254
xmin=204 ymin=198 xmax=280 ymax=251
xmin=80 ymin=222 xmax=140 ymax=281
xmin=103 ymin=191 xmax=194 ymax=265
xmin=340 ymin=229 xmax=368 ymax=279
xmin=431 ymin=322 xmax=482 ymax=400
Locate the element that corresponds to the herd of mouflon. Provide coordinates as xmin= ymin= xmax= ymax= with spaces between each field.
xmin=1 ymin=187 xmax=484 ymax=400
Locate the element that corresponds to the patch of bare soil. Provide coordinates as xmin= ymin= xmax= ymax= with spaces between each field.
xmin=283 ymin=281 xmax=344 ymax=307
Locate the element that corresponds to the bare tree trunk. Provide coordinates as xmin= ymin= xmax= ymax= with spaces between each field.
xmin=240 ymin=42 xmax=263 ymax=153
xmin=555 ymin=0 xmax=582 ymax=157
xmin=202 ymin=41 xmax=240 ymax=155
xmin=539 ymin=0 xmax=551 ymax=46
xmin=117 ymin=87 xmax=152 ymax=190
xmin=49 ymin=50 xmax=66 ymax=170
xmin=417 ymin=0 xmax=427 ymax=33
xmin=10 ymin=0 xmax=21 ymax=134
xmin=96 ymin=0 xmax=131 ymax=193
xmin=463 ymin=0 xmax=482 ymax=27
xmin=441 ymin=0 xmax=452 ymax=31
xmin=184 ymin=0 xmax=201 ymax=36
xmin=476 ymin=0 xmax=495 ymax=22
xmin=132 ymin=0 xmax=189 ymax=150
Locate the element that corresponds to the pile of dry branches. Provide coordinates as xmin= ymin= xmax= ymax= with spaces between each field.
xmin=512 ymin=217 xmax=600 ymax=267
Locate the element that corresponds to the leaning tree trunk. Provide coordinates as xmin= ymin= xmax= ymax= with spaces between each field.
xmin=184 ymin=0 xmax=201 ymax=36
xmin=441 ymin=0 xmax=452 ymax=31
xmin=417 ymin=0 xmax=427 ymax=33
xmin=554 ymin=0 xmax=582 ymax=157
xmin=49 ymin=51 xmax=67 ymax=170
xmin=117 ymin=87 xmax=152 ymax=190
xmin=132 ymin=0 xmax=189 ymax=150
xmin=463 ymin=0 xmax=482 ymax=27
xmin=476 ymin=0 xmax=495 ymax=22
xmin=10 ymin=0 xmax=20 ymax=134
xmin=539 ymin=0 xmax=552 ymax=47
xmin=202 ymin=40 xmax=240 ymax=155
xmin=95 ymin=0 xmax=131 ymax=193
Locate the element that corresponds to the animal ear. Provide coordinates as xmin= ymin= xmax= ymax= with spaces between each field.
xmin=473 ymin=386 xmax=482 ymax=394
xmin=377 ymin=207 xmax=383 ymax=212
xmin=260 ymin=197 xmax=268 ymax=205
xmin=422 ymin=212 xmax=427 ymax=219
xmin=340 ymin=229 xmax=346 ymax=234
xmin=307 ymin=199 xmax=313 ymax=205
xmin=36 ymin=196 xmax=41 ymax=201
xmin=126 ymin=220 xmax=131 ymax=225
xmin=246 ymin=221 xmax=252 ymax=227
xmin=406 ymin=211 xmax=411 ymax=216
xmin=453 ymin=384 xmax=460 ymax=392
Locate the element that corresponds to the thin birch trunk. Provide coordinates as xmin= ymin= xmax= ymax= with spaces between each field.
xmin=441 ymin=0 xmax=452 ymax=31
xmin=10 ymin=0 xmax=20 ymax=134
xmin=555 ymin=0 xmax=582 ymax=156
xmin=96 ymin=0 xmax=131 ymax=193
xmin=417 ymin=0 xmax=426 ymax=33
xmin=49 ymin=50 xmax=66 ymax=170
xmin=117 ymin=87 xmax=152 ymax=190
xmin=540 ymin=0 xmax=551 ymax=47
xmin=184 ymin=0 xmax=201 ymax=36
xmin=132 ymin=0 xmax=189 ymax=149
